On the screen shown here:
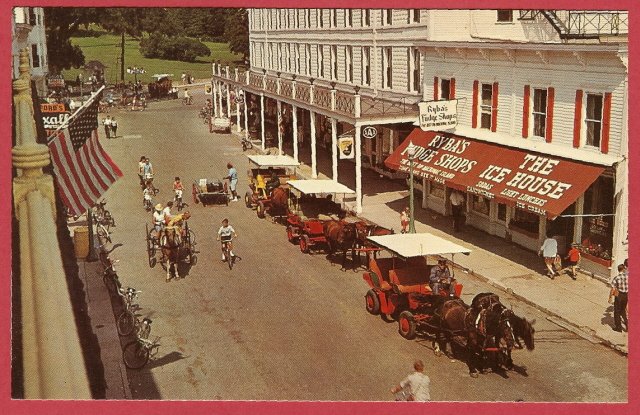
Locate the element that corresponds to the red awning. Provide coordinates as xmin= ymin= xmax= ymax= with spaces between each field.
xmin=385 ymin=129 xmax=605 ymax=218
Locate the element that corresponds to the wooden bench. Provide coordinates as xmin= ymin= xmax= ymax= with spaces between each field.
xmin=389 ymin=266 xmax=433 ymax=295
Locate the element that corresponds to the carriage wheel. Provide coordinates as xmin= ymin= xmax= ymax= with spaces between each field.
xmin=117 ymin=311 xmax=136 ymax=336
xmin=299 ymin=235 xmax=310 ymax=254
xmin=192 ymin=184 xmax=199 ymax=204
xmin=286 ymin=226 xmax=296 ymax=243
xmin=244 ymin=191 xmax=253 ymax=208
xmin=365 ymin=290 xmax=381 ymax=315
xmin=256 ymin=201 xmax=266 ymax=219
xmin=398 ymin=311 xmax=417 ymax=340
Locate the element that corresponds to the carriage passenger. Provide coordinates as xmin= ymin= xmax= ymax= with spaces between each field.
xmin=167 ymin=211 xmax=191 ymax=241
xmin=152 ymin=204 xmax=165 ymax=245
xmin=163 ymin=201 xmax=174 ymax=224
xmin=429 ymin=259 xmax=455 ymax=296
xmin=217 ymin=218 xmax=237 ymax=261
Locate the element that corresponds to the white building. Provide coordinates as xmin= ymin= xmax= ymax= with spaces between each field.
xmin=212 ymin=9 xmax=628 ymax=278
xmin=12 ymin=7 xmax=49 ymax=96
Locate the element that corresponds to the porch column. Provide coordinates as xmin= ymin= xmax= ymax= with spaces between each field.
xmin=260 ymin=94 xmax=266 ymax=150
xmin=277 ymin=100 xmax=283 ymax=155
xmin=292 ymin=105 xmax=299 ymax=162
xmin=217 ymin=82 xmax=223 ymax=117
xmin=226 ymin=83 xmax=232 ymax=119
xmin=236 ymin=89 xmax=241 ymax=133
xmin=243 ymin=91 xmax=249 ymax=141
xmin=310 ymin=110 xmax=317 ymax=178
xmin=212 ymin=80 xmax=218 ymax=117
xmin=331 ymin=118 xmax=338 ymax=181
xmin=355 ymin=123 xmax=363 ymax=214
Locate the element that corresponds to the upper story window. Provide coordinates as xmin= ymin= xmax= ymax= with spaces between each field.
xmin=408 ymin=48 xmax=420 ymax=92
xmin=305 ymin=44 xmax=312 ymax=76
xmin=346 ymin=46 xmax=353 ymax=83
xmin=362 ymin=46 xmax=371 ymax=86
xmin=532 ymin=88 xmax=548 ymax=138
xmin=295 ymin=44 xmax=301 ymax=74
xmin=318 ymin=45 xmax=325 ymax=78
xmin=345 ymin=9 xmax=353 ymax=27
xmin=362 ymin=9 xmax=371 ymax=27
xmin=383 ymin=47 xmax=393 ymax=88
xmin=305 ymin=9 xmax=310 ymax=28
xmin=382 ymin=9 xmax=392 ymax=26
xmin=331 ymin=45 xmax=338 ymax=80
xmin=330 ymin=9 xmax=337 ymax=27
xmin=410 ymin=9 xmax=420 ymax=23
xmin=28 ymin=7 xmax=36 ymax=25
xmin=497 ymin=10 xmax=513 ymax=22
xmin=585 ymin=93 xmax=603 ymax=148
xmin=440 ymin=79 xmax=451 ymax=100
xmin=31 ymin=44 xmax=40 ymax=68
xmin=318 ymin=9 xmax=324 ymax=28
xmin=480 ymin=83 xmax=494 ymax=130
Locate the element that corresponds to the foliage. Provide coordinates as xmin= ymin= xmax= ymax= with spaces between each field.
xmin=140 ymin=34 xmax=211 ymax=62
xmin=223 ymin=9 xmax=249 ymax=63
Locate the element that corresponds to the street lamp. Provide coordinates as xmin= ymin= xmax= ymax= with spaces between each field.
xmin=127 ymin=66 xmax=145 ymax=84
xmin=407 ymin=141 xmax=417 ymax=233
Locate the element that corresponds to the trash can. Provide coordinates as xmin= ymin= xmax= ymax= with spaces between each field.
xmin=73 ymin=226 xmax=90 ymax=259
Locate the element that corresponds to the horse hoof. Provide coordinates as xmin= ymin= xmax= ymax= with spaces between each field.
xmin=470 ymin=372 xmax=479 ymax=378
xmin=434 ymin=350 xmax=442 ymax=357
xmin=165 ymin=278 xmax=170 ymax=283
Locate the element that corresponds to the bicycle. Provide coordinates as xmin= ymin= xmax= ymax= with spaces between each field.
xmin=122 ymin=318 xmax=160 ymax=369
xmin=221 ymin=238 xmax=240 ymax=270
xmin=93 ymin=200 xmax=115 ymax=228
xmin=96 ymin=221 xmax=112 ymax=244
xmin=182 ymin=96 xmax=193 ymax=105
xmin=100 ymin=252 xmax=121 ymax=294
xmin=174 ymin=190 xmax=188 ymax=212
xmin=241 ymin=135 xmax=254 ymax=151
xmin=116 ymin=287 xmax=141 ymax=336
xmin=144 ymin=174 xmax=160 ymax=196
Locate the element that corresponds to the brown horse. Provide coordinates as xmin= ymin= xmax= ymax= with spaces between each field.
xmin=160 ymin=226 xmax=182 ymax=282
xmin=353 ymin=222 xmax=394 ymax=266
xmin=323 ymin=220 xmax=357 ymax=270
xmin=269 ymin=187 xmax=289 ymax=218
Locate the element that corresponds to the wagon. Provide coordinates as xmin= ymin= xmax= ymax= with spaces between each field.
xmin=192 ymin=178 xmax=228 ymax=206
xmin=244 ymin=154 xmax=299 ymax=215
xmin=212 ymin=117 xmax=231 ymax=133
xmin=285 ymin=179 xmax=355 ymax=253
xmin=362 ymin=233 xmax=470 ymax=339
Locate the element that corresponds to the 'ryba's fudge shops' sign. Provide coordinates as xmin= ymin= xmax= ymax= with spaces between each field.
xmin=418 ymin=100 xmax=458 ymax=131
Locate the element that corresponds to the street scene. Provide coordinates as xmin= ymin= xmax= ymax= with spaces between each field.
xmin=10 ymin=5 xmax=630 ymax=406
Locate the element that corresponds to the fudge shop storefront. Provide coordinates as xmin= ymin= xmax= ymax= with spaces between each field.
xmin=385 ymin=129 xmax=622 ymax=278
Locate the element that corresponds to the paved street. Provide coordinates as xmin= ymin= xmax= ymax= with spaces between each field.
xmin=97 ymin=89 xmax=627 ymax=402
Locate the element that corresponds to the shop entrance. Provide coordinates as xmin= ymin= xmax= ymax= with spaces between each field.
xmin=547 ymin=203 xmax=576 ymax=255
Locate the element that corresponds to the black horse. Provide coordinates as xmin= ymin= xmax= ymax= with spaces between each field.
xmin=473 ymin=292 xmax=536 ymax=351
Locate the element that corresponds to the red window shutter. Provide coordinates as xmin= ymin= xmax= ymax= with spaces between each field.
xmin=450 ymin=78 xmax=456 ymax=99
xmin=491 ymin=82 xmax=499 ymax=132
xmin=573 ymin=90 xmax=583 ymax=148
xmin=601 ymin=92 xmax=612 ymax=154
xmin=472 ymin=80 xmax=479 ymax=128
xmin=522 ymin=85 xmax=530 ymax=138
xmin=433 ymin=77 xmax=439 ymax=100
xmin=545 ymin=87 xmax=554 ymax=143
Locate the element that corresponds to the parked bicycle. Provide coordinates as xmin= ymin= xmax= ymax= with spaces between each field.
xmin=116 ymin=287 xmax=141 ymax=336
xmin=122 ymin=318 xmax=160 ymax=370
xmin=101 ymin=254 xmax=121 ymax=295
xmin=93 ymin=200 xmax=115 ymax=228
xmin=96 ymin=221 xmax=112 ymax=244
xmin=241 ymin=135 xmax=254 ymax=151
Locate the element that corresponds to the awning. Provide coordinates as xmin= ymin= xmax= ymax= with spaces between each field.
xmin=385 ymin=129 xmax=605 ymax=218
xmin=247 ymin=155 xmax=300 ymax=168
xmin=287 ymin=180 xmax=355 ymax=195
xmin=367 ymin=233 xmax=471 ymax=259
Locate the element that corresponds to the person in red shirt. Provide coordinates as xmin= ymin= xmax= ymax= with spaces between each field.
xmin=562 ymin=242 xmax=581 ymax=280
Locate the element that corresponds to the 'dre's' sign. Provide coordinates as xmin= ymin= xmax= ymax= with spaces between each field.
xmin=418 ymin=100 xmax=458 ymax=131
xmin=41 ymin=103 xmax=70 ymax=135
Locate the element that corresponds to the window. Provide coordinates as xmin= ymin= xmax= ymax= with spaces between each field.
xmin=31 ymin=44 xmax=40 ymax=68
xmin=532 ymin=88 xmax=548 ymax=138
xmin=497 ymin=10 xmax=513 ymax=22
xmin=318 ymin=9 xmax=323 ymax=28
xmin=383 ymin=47 xmax=393 ymax=88
xmin=295 ymin=44 xmax=301 ymax=74
xmin=279 ymin=44 xmax=284 ymax=71
xmin=429 ymin=182 xmax=445 ymax=198
xmin=28 ymin=7 xmax=36 ymax=25
xmin=331 ymin=45 xmax=338 ymax=80
xmin=585 ymin=93 xmax=603 ymax=148
xmin=480 ymin=83 xmax=493 ymax=129
xmin=362 ymin=47 xmax=371 ymax=86
xmin=440 ymin=79 xmax=451 ymax=100
xmin=345 ymin=9 xmax=353 ymax=27
xmin=382 ymin=9 xmax=392 ymax=25
xmin=286 ymin=43 xmax=292 ymax=72
xmin=411 ymin=9 xmax=421 ymax=23
xmin=362 ymin=9 xmax=371 ymax=26
xmin=471 ymin=195 xmax=490 ymax=216
xmin=510 ymin=208 xmax=539 ymax=235
xmin=305 ymin=44 xmax=311 ymax=76
xmin=408 ymin=48 xmax=420 ymax=92
xmin=305 ymin=9 xmax=310 ymax=28
xmin=318 ymin=45 xmax=324 ymax=78
xmin=330 ymin=9 xmax=337 ymax=27
xmin=580 ymin=176 xmax=614 ymax=261
xmin=346 ymin=46 xmax=353 ymax=83
xmin=497 ymin=203 xmax=507 ymax=222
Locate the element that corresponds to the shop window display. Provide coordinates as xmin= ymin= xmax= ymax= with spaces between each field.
xmin=509 ymin=208 xmax=539 ymax=236
xmin=429 ymin=182 xmax=445 ymax=198
xmin=471 ymin=194 xmax=490 ymax=216
xmin=580 ymin=176 xmax=614 ymax=263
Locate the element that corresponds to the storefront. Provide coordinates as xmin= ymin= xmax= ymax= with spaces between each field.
xmin=385 ymin=129 xmax=619 ymax=274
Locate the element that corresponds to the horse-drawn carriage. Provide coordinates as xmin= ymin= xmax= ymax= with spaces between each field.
xmin=148 ymin=74 xmax=177 ymax=100
xmin=243 ymin=155 xmax=299 ymax=217
xmin=285 ymin=179 xmax=355 ymax=254
xmin=145 ymin=222 xmax=197 ymax=280
xmin=192 ymin=178 xmax=229 ymax=206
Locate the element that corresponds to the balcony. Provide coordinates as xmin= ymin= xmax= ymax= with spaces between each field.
xmin=520 ymin=10 xmax=628 ymax=39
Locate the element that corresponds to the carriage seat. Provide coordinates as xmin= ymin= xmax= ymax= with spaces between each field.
xmin=366 ymin=257 xmax=397 ymax=291
xmin=389 ymin=265 xmax=433 ymax=295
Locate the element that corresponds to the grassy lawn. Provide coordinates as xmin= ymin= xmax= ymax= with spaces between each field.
xmin=63 ymin=31 xmax=244 ymax=85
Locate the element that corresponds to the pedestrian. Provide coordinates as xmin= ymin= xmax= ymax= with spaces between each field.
xmin=181 ymin=72 xmax=186 ymax=84
xmin=449 ymin=189 xmax=466 ymax=232
xmin=103 ymin=115 xmax=111 ymax=139
xmin=390 ymin=360 xmax=431 ymax=401
xmin=609 ymin=264 xmax=628 ymax=332
xmin=224 ymin=162 xmax=239 ymax=202
xmin=110 ymin=117 xmax=118 ymax=138
xmin=539 ymin=234 xmax=559 ymax=278
xmin=561 ymin=242 xmax=581 ymax=280
xmin=138 ymin=155 xmax=146 ymax=188
xmin=400 ymin=207 xmax=409 ymax=234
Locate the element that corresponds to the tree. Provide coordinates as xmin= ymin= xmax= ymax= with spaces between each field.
xmin=140 ymin=34 xmax=211 ymax=62
xmin=99 ymin=8 xmax=146 ymax=81
xmin=224 ymin=9 xmax=249 ymax=63
xmin=43 ymin=8 xmax=104 ymax=74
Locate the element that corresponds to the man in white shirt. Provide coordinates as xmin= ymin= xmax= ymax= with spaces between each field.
xmin=449 ymin=190 xmax=466 ymax=232
xmin=391 ymin=360 xmax=431 ymax=401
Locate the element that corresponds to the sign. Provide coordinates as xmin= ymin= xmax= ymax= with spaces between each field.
xmin=418 ymin=100 xmax=458 ymax=131
xmin=362 ymin=126 xmax=378 ymax=139
xmin=47 ymin=75 xmax=65 ymax=88
xmin=41 ymin=103 xmax=70 ymax=136
xmin=338 ymin=136 xmax=354 ymax=159
xmin=204 ymin=84 xmax=212 ymax=95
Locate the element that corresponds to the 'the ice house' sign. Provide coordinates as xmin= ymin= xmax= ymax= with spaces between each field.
xmin=418 ymin=100 xmax=458 ymax=131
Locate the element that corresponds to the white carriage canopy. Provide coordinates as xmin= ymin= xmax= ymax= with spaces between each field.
xmin=247 ymin=154 xmax=301 ymax=168
xmin=367 ymin=233 xmax=471 ymax=259
xmin=287 ymin=179 xmax=356 ymax=195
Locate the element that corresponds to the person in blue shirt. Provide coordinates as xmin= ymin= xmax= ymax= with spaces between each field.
xmin=224 ymin=162 xmax=239 ymax=202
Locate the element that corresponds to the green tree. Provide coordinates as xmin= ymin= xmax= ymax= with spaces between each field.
xmin=224 ymin=9 xmax=249 ymax=63
xmin=99 ymin=8 xmax=146 ymax=81
xmin=43 ymin=8 xmax=103 ymax=74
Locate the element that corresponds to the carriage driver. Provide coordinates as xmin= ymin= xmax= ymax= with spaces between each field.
xmin=166 ymin=211 xmax=191 ymax=244
xmin=152 ymin=203 xmax=165 ymax=246
xmin=216 ymin=218 xmax=237 ymax=261
xmin=429 ymin=259 xmax=456 ymax=296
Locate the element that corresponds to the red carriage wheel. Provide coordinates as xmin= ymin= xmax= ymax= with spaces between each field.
xmin=398 ymin=311 xmax=417 ymax=340
xmin=365 ymin=290 xmax=381 ymax=315
xmin=286 ymin=226 xmax=295 ymax=243
xmin=299 ymin=234 xmax=310 ymax=253
xmin=256 ymin=201 xmax=266 ymax=218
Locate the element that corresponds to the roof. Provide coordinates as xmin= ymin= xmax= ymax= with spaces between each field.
xmin=247 ymin=155 xmax=300 ymax=168
xmin=152 ymin=74 xmax=174 ymax=80
xmin=287 ymin=179 xmax=355 ymax=195
xmin=367 ymin=233 xmax=471 ymax=259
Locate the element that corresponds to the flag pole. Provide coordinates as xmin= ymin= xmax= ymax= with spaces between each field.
xmin=46 ymin=85 xmax=107 ymax=141
xmin=86 ymin=208 xmax=97 ymax=262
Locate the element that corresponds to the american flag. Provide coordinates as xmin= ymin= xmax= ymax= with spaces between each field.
xmin=47 ymin=92 xmax=123 ymax=216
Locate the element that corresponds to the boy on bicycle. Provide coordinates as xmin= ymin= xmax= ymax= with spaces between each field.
xmin=173 ymin=177 xmax=185 ymax=208
xmin=143 ymin=182 xmax=154 ymax=209
xmin=216 ymin=218 xmax=237 ymax=261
